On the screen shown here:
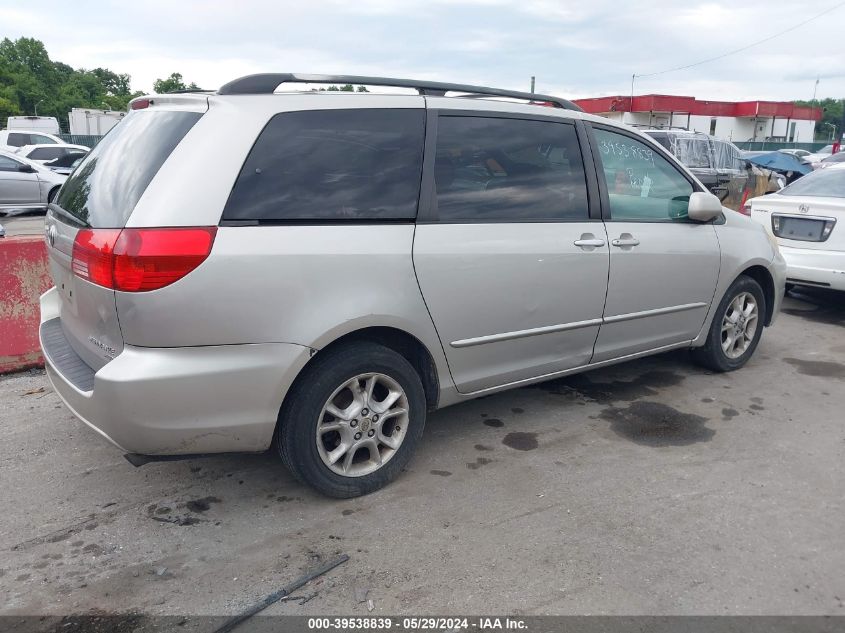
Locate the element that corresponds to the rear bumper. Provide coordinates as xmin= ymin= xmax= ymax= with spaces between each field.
xmin=39 ymin=287 xmax=311 ymax=455
xmin=780 ymin=245 xmax=845 ymax=291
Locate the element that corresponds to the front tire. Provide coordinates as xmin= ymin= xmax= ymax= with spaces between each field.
xmin=692 ymin=275 xmax=766 ymax=372
xmin=277 ymin=341 xmax=426 ymax=498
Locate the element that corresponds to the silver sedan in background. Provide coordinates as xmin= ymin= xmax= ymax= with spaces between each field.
xmin=0 ymin=149 xmax=66 ymax=216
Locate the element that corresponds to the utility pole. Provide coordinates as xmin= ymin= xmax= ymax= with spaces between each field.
xmin=812 ymin=76 xmax=819 ymax=103
xmin=530 ymin=76 xmax=535 ymax=94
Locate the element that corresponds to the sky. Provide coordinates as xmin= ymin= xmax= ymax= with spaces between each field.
xmin=2 ymin=0 xmax=844 ymax=102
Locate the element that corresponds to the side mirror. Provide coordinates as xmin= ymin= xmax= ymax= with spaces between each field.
xmin=688 ymin=191 xmax=723 ymax=222
xmin=17 ymin=164 xmax=36 ymax=173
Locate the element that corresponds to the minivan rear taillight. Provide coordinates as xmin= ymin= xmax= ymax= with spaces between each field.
xmin=72 ymin=227 xmax=217 ymax=291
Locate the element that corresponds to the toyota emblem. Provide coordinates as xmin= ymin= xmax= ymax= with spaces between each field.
xmin=46 ymin=224 xmax=57 ymax=247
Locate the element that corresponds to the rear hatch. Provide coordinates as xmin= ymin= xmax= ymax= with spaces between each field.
xmin=45 ymin=102 xmax=205 ymax=370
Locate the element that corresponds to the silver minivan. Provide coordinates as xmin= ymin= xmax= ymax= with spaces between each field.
xmin=40 ymin=74 xmax=786 ymax=497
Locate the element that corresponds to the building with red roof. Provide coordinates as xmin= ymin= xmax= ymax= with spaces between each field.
xmin=574 ymin=94 xmax=823 ymax=143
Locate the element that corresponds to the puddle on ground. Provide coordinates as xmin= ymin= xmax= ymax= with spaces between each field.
xmin=602 ymin=401 xmax=714 ymax=447
xmin=502 ymin=432 xmax=538 ymax=451
xmin=784 ymin=357 xmax=845 ymax=379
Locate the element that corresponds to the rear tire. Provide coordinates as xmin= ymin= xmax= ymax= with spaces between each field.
xmin=47 ymin=187 xmax=60 ymax=204
xmin=276 ymin=341 xmax=426 ymax=498
xmin=692 ymin=275 xmax=766 ymax=372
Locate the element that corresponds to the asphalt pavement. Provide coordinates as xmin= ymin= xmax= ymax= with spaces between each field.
xmin=0 ymin=288 xmax=843 ymax=622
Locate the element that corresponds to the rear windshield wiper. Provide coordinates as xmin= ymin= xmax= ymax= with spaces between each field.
xmin=48 ymin=203 xmax=89 ymax=228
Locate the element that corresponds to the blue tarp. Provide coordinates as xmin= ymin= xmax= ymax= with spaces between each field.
xmin=742 ymin=151 xmax=812 ymax=175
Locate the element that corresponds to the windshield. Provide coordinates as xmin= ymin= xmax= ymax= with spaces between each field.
xmin=779 ymin=168 xmax=845 ymax=198
xmin=54 ymin=109 xmax=201 ymax=227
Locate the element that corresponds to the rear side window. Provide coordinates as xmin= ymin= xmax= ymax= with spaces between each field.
xmin=674 ymin=138 xmax=712 ymax=169
xmin=7 ymin=133 xmax=30 ymax=147
xmin=433 ymin=116 xmax=588 ymax=222
xmin=223 ymin=109 xmax=425 ymax=222
xmin=31 ymin=134 xmax=58 ymax=145
xmin=55 ymin=110 xmax=202 ymax=227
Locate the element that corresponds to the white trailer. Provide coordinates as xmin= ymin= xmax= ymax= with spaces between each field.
xmin=68 ymin=108 xmax=126 ymax=135
xmin=6 ymin=116 xmax=60 ymax=135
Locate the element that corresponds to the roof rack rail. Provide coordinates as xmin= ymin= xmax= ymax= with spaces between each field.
xmin=216 ymin=73 xmax=582 ymax=112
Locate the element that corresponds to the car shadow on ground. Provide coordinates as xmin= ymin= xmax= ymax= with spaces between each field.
xmin=782 ymin=286 xmax=845 ymax=326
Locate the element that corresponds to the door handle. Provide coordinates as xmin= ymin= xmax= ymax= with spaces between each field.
xmin=574 ymin=238 xmax=606 ymax=248
xmin=611 ymin=233 xmax=640 ymax=248
xmin=574 ymin=233 xmax=606 ymax=250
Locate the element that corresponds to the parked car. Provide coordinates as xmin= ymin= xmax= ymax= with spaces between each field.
xmin=750 ymin=164 xmax=845 ymax=293
xmin=15 ymin=144 xmax=90 ymax=170
xmin=0 ymin=149 xmax=67 ymax=216
xmin=0 ymin=130 xmax=67 ymax=152
xmin=804 ymin=144 xmax=835 ymax=165
xmin=642 ymin=129 xmax=747 ymax=203
xmin=43 ymin=153 xmax=86 ymax=176
xmin=779 ymin=148 xmax=813 ymax=161
xmin=817 ymin=151 xmax=845 ymax=169
xmin=39 ymin=74 xmax=785 ymax=498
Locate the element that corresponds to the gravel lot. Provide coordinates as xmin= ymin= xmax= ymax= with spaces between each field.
xmin=1 ymin=288 xmax=843 ymax=622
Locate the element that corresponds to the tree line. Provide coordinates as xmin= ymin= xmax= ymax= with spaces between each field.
xmin=0 ymin=37 xmax=198 ymax=131
xmin=794 ymin=98 xmax=844 ymax=141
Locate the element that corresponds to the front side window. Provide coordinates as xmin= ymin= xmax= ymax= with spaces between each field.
xmin=223 ymin=109 xmax=425 ymax=222
xmin=594 ymin=128 xmax=694 ymax=221
xmin=433 ymin=116 xmax=589 ymax=222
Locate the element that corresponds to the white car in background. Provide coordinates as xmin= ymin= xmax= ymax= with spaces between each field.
xmin=750 ymin=163 xmax=845 ymax=292
xmin=15 ymin=144 xmax=90 ymax=169
xmin=0 ymin=129 xmax=67 ymax=152
xmin=804 ymin=144 xmax=835 ymax=168
xmin=817 ymin=151 xmax=845 ymax=170
xmin=779 ymin=148 xmax=813 ymax=162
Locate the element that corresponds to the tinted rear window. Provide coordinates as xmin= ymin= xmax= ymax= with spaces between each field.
xmin=433 ymin=116 xmax=589 ymax=222
xmin=780 ymin=169 xmax=845 ymax=198
xmin=223 ymin=109 xmax=425 ymax=222
xmin=55 ymin=110 xmax=201 ymax=227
